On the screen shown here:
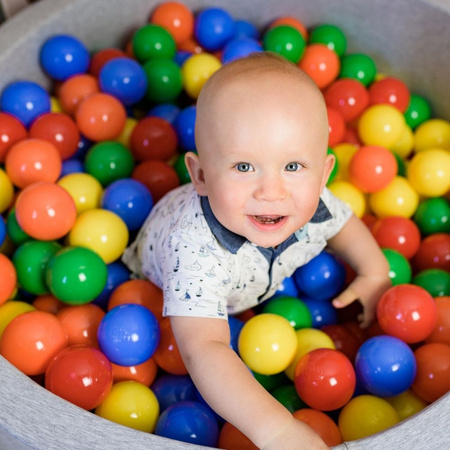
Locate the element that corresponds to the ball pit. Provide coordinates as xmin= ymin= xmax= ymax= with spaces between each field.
xmin=0 ymin=1 xmax=450 ymax=449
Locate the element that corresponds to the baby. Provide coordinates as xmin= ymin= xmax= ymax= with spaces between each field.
xmin=123 ymin=52 xmax=390 ymax=449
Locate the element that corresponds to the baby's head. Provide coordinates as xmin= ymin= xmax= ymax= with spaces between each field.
xmin=185 ymin=52 xmax=335 ymax=248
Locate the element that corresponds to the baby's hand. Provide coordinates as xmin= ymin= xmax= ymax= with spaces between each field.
xmin=332 ymin=274 xmax=391 ymax=327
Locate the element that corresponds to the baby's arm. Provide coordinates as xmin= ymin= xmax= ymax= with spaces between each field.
xmin=327 ymin=214 xmax=391 ymax=327
xmin=170 ymin=315 xmax=329 ymax=450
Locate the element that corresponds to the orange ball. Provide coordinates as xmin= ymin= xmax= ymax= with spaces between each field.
xmin=58 ymin=74 xmax=100 ymax=116
xmin=425 ymin=297 xmax=450 ymax=346
xmin=108 ymin=279 xmax=163 ymax=322
xmin=89 ymin=47 xmax=127 ymax=78
xmin=217 ymin=421 xmax=258 ymax=450
xmin=0 ymin=253 xmax=16 ymax=305
xmin=269 ymin=16 xmax=308 ymax=40
xmin=0 ymin=310 xmax=68 ymax=375
xmin=111 ymin=358 xmax=158 ymax=386
xmin=150 ymin=1 xmax=194 ymax=45
xmin=32 ymin=294 xmax=67 ymax=315
xmin=15 ymin=181 xmax=77 ymax=240
xmin=5 ymin=138 xmax=62 ymax=189
xmin=293 ymin=409 xmax=343 ymax=447
xmin=75 ymin=93 xmax=126 ymax=142
xmin=298 ymin=44 xmax=340 ymax=89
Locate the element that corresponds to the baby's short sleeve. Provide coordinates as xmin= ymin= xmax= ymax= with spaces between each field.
xmin=319 ymin=187 xmax=353 ymax=241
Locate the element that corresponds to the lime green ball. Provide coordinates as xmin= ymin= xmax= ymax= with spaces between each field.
xmin=263 ymin=25 xmax=306 ymax=63
xmin=382 ymin=248 xmax=412 ymax=286
xmin=340 ymin=53 xmax=377 ymax=86
xmin=327 ymin=147 xmax=339 ymax=185
xmin=143 ymin=58 xmax=183 ymax=103
xmin=309 ymin=24 xmax=347 ymax=57
xmin=132 ymin=24 xmax=176 ymax=63
xmin=262 ymin=295 xmax=312 ymax=330
xmin=404 ymin=94 xmax=432 ymax=130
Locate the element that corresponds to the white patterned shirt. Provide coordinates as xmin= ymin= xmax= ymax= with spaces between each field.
xmin=122 ymin=183 xmax=352 ymax=320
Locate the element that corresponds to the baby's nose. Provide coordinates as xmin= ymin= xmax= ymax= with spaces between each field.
xmin=253 ymin=173 xmax=288 ymax=201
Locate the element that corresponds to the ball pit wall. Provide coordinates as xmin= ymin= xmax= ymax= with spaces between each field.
xmin=0 ymin=0 xmax=449 ymax=449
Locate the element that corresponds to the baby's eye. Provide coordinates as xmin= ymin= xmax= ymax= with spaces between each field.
xmin=285 ymin=162 xmax=302 ymax=172
xmin=235 ymin=163 xmax=254 ymax=172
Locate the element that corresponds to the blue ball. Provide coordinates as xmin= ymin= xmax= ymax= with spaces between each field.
xmin=272 ymin=276 xmax=299 ymax=298
xmin=233 ymin=19 xmax=260 ymax=40
xmin=174 ymin=105 xmax=197 ymax=151
xmin=148 ymin=103 xmax=180 ymax=125
xmin=0 ymin=218 xmax=6 ymax=247
xmin=194 ymin=7 xmax=235 ymax=51
xmin=97 ymin=304 xmax=160 ymax=366
xmin=0 ymin=81 xmax=50 ymax=127
xmin=228 ymin=316 xmax=245 ymax=354
xmin=302 ymin=297 xmax=338 ymax=328
xmin=101 ymin=178 xmax=153 ymax=231
xmin=155 ymin=401 xmax=219 ymax=447
xmin=40 ymin=34 xmax=90 ymax=81
xmin=222 ymin=38 xmax=263 ymax=64
xmin=93 ymin=261 xmax=130 ymax=310
xmin=60 ymin=158 xmax=84 ymax=177
xmin=355 ymin=335 xmax=417 ymax=397
xmin=174 ymin=50 xmax=193 ymax=67
xmin=73 ymin=134 xmax=93 ymax=160
xmin=294 ymin=250 xmax=346 ymax=301
xmin=151 ymin=374 xmax=198 ymax=412
xmin=99 ymin=57 xmax=147 ymax=105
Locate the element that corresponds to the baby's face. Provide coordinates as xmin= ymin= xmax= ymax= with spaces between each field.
xmin=188 ymin=69 xmax=334 ymax=248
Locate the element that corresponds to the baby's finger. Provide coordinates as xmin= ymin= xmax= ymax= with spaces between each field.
xmin=332 ymin=287 xmax=358 ymax=309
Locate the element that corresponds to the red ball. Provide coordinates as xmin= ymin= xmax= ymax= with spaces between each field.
xmin=412 ymin=233 xmax=450 ymax=273
xmin=218 ymin=421 xmax=258 ymax=450
xmin=89 ymin=47 xmax=127 ymax=78
xmin=348 ymin=145 xmax=397 ymax=193
xmin=327 ymin=106 xmax=346 ymax=147
xmin=377 ymin=284 xmax=438 ymax=343
xmin=425 ymin=296 xmax=450 ymax=345
xmin=368 ymin=76 xmax=411 ymax=112
xmin=0 ymin=112 xmax=28 ymax=163
xmin=45 ymin=344 xmax=113 ymax=410
xmin=321 ymin=324 xmax=361 ymax=363
xmin=371 ymin=216 xmax=421 ymax=260
xmin=130 ymin=116 xmax=178 ymax=162
xmin=294 ymin=348 xmax=356 ymax=411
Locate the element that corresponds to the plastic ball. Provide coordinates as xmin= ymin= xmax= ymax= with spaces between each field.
xmin=194 ymin=7 xmax=235 ymax=51
xmin=6 ymin=207 xmax=29 ymax=247
xmin=5 ymin=138 xmax=62 ymax=188
xmin=332 ymin=143 xmax=358 ymax=181
xmin=309 ymin=23 xmax=347 ymax=57
xmin=272 ymin=276 xmax=299 ymax=298
xmin=15 ymin=181 xmax=77 ymax=240
xmin=293 ymin=409 xmax=343 ymax=447
xmin=413 ymin=197 xmax=450 ymax=235
xmin=0 ymin=80 xmax=51 ymax=127
xmin=412 ymin=234 xmax=450 ymax=274
xmin=40 ymin=34 xmax=90 ymax=81
xmin=321 ymin=324 xmax=361 ymax=363
xmin=218 ymin=421 xmax=258 ymax=450
xmin=262 ymin=296 xmax=312 ymax=330
xmin=93 ymin=261 xmax=130 ymax=310
xmin=95 ymin=380 xmax=160 ymax=432
xmin=0 ymin=168 xmax=14 ymax=214
xmin=60 ymin=158 xmax=83 ymax=177
xmin=75 ymin=93 xmax=126 ymax=141
xmin=411 ymin=342 xmax=450 ymax=403
xmin=0 ymin=253 xmax=16 ymax=305
xmin=99 ymin=57 xmax=147 ymax=105
xmin=233 ymin=19 xmax=260 ymax=40
xmin=348 ymin=145 xmax=397 ymax=193
xmin=294 ymin=348 xmax=356 ymax=411
xmin=111 ymin=357 xmax=158 ymax=386
xmin=89 ymin=47 xmax=127 ymax=78
xmin=298 ymin=44 xmax=340 ymax=89
xmin=368 ymin=76 xmax=411 ymax=112
xmin=269 ymin=16 xmax=307 ymax=40
xmin=326 ymin=106 xmax=345 ymax=147
xmin=386 ymin=389 xmax=429 ymax=421
xmin=155 ymin=401 xmax=219 ymax=447
xmin=32 ymin=294 xmax=66 ymax=315
xmin=0 ymin=300 xmax=35 ymax=339
xmin=369 ymin=176 xmax=419 ymax=219
xmin=382 ymin=248 xmax=412 ymax=285
xmin=404 ymin=94 xmax=432 ymax=129
xmin=132 ymin=24 xmax=176 ymax=62
xmin=302 ymin=298 xmax=338 ymax=328
xmin=339 ymin=53 xmax=377 ymax=86
xmin=45 ymin=344 xmax=113 ymax=410
xmin=174 ymin=104 xmax=196 ymax=151
xmin=263 ymin=25 xmax=306 ymax=63
xmin=45 ymin=246 xmax=107 ymax=304
xmin=414 ymin=118 xmax=450 ymax=152
xmin=228 ymin=316 xmax=245 ymax=353
xmin=271 ymin=384 xmax=306 ymax=413
xmin=58 ymin=74 xmax=99 ymax=116
xmin=338 ymin=395 xmax=400 ymax=441
xmin=12 ymin=239 xmax=62 ymax=295
xmin=0 ymin=112 xmax=28 ymax=163
xmin=181 ymin=53 xmax=222 ymax=99
xmin=407 ymin=148 xmax=450 ymax=197
xmin=425 ymin=296 xmax=450 ymax=345
xmin=173 ymin=154 xmax=191 ymax=185
xmin=151 ymin=373 xmax=197 ymax=412
xmin=293 ymin=250 xmax=346 ymax=301
xmin=412 ymin=269 xmax=450 ymax=297
xmin=377 ymin=284 xmax=437 ymax=342
xmin=148 ymin=102 xmax=180 ymax=124
xmin=0 ymin=217 xmax=5 ymax=248
xmin=142 ymin=58 xmax=183 ymax=102
xmin=238 ymin=313 xmax=297 ymax=375
xmin=358 ymin=104 xmax=406 ymax=148
xmin=68 ymin=208 xmax=129 ymax=264
xmin=0 ymin=310 xmax=68 ymax=375
xmin=391 ymin=124 xmax=415 ymax=159
xmin=355 ymin=335 xmax=417 ymax=396
xmin=222 ymin=38 xmax=263 ymax=64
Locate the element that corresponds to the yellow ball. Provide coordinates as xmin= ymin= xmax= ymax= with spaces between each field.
xmin=95 ymin=381 xmax=159 ymax=433
xmin=369 ymin=176 xmax=419 ymax=218
xmin=181 ymin=53 xmax=222 ymax=99
xmin=414 ymin=118 xmax=450 ymax=152
xmin=68 ymin=208 xmax=129 ymax=264
xmin=116 ymin=117 xmax=138 ymax=149
xmin=357 ymin=104 xmax=405 ymax=149
xmin=333 ymin=143 xmax=359 ymax=181
xmin=50 ymin=96 xmax=63 ymax=113
xmin=0 ymin=168 xmax=14 ymax=214
xmin=238 ymin=313 xmax=297 ymax=375
xmin=284 ymin=328 xmax=335 ymax=381
xmin=328 ymin=180 xmax=366 ymax=218
xmin=391 ymin=124 xmax=415 ymax=159
xmin=386 ymin=389 xmax=428 ymax=421
xmin=338 ymin=395 xmax=400 ymax=441
xmin=0 ymin=300 xmax=36 ymax=340
xmin=58 ymin=173 xmax=104 ymax=215
xmin=407 ymin=148 xmax=450 ymax=197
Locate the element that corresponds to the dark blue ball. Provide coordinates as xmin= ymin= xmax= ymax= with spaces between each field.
xmin=174 ymin=105 xmax=197 ymax=151
xmin=151 ymin=374 xmax=198 ymax=412
xmin=194 ymin=7 xmax=235 ymax=51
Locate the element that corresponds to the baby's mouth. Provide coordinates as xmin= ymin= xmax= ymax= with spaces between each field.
xmin=253 ymin=215 xmax=284 ymax=224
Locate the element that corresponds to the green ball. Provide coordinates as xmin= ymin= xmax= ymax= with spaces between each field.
xmin=132 ymin=24 xmax=176 ymax=63
xmin=45 ymin=246 xmax=108 ymax=304
xmin=7 ymin=208 xmax=30 ymax=246
xmin=271 ymin=384 xmax=306 ymax=413
xmin=404 ymin=94 xmax=432 ymax=129
xmin=327 ymin=147 xmax=339 ymax=185
xmin=382 ymin=248 xmax=412 ymax=286
xmin=309 ymin=24 xmax=347 ymax=57
xmin=263 ymin=25 xmax=306 ymax=63
xmin=340 ymin=53 xmax=377 ymax=86
xmin=143 ymin=58 xmax=183 ymax=103
xmin=173 ymin=154 xmax=191 ymax=185
xmin=412 ymin=269 xmax=450 ymax=298
xmin=393 ymin=152 xmax=406 ymax=177
xmin=262 ymin=295 xmax=312 ymax=330
xmin=253 ymin=371 xmax=290 ymax=391
xmin=84 ymin=141 xmax=134 ymax=187
xmin=12 ymin=240 xmax=62 ymax=295
xmin=413 ymin=197 xmax=450 ymax=236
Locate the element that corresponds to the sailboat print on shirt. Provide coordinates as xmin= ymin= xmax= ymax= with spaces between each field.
xmin=195 ymin=287 xmax=202 ymax=297
xmin=173 ymin=257 xmax=180 ymax=272
xmin=180 ymin=290 xmax=190 ymax=301
xmin=206 ymin=267 xmax=216 ymax=278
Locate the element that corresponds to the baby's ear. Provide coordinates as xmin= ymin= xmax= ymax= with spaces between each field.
xmin=320 ymin=152 xmax=336 ymax=191
xmin=185 ymin=152 xmax=208 ymax=196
